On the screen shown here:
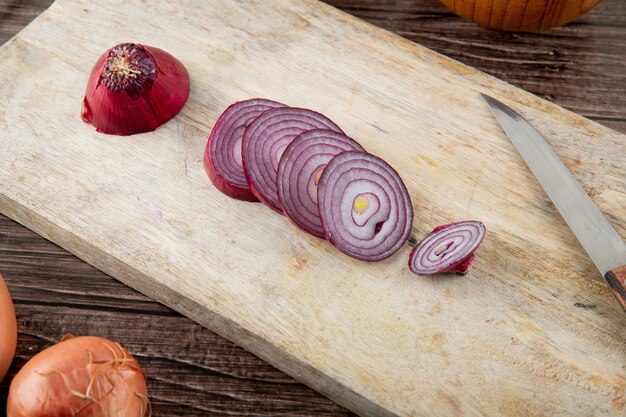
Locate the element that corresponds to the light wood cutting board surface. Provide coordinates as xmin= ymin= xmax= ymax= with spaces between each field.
xmin=0 ymin=1 xmax=624 ymax=416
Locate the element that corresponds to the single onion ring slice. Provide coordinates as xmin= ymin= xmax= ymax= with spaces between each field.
xmin=204 ymin=98 xmax=285 ymax=201
xmin=408 ymin=220 xmax=486 ymax=275
xmin=318 ymin=151 xmax=413 ymax=261
xmin=277 ymin=130 xmax=365 ymax=238
xmin=242 ymin=107 xmax=343 ymax=212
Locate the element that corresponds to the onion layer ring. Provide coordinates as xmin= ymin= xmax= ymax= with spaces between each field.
xmin=318 ymin=151 xmax=413 ymax=261
xmin=242 ymin=107 xmax=343 ymax=212
xmin=204 ymin=98 xmax=285 ymax=201
xmin=409 ymin=221 xmax=486 ymax=275
xmin=277 ymin=129 xmax=364 ymax=238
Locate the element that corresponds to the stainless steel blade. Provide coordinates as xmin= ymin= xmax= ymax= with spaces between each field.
xmin=481 ymin=93 xmax=626 ymax=276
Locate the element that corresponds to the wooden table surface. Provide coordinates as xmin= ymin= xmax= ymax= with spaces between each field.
xmin=0 ymin=0 xmax=624 ymax=415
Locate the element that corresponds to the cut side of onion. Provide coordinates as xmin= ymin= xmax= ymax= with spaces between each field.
xmin=318 ymin=151 xmax=413 ymax=261
xmin=242 ymin=107 xmax=343 ymax=212
xmin=408 ymin=220 xmax=486 ymax=275
xmin=277 ymin=130 xmax=364 ymax=238
xmin=204 ymin=98 xmax=285 ymax=201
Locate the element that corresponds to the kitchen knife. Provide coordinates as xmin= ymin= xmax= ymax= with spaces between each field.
xmin=481 ymin=94 xmax=626 ymax=312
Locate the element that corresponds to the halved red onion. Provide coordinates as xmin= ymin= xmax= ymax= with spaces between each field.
xmin=204 ymin=99 xmax=285 ymax=201
xmin=82 ymin=43 xmax=190 ymax=136
xmin=242 ymin=107 xmax=343 ymax=212
xmin=408 ymin=221 xmax=486 ymax=275
xmin=318 ymin=152 xmax=413 ymax=261
xmin=277 ymin=130 xmax=365 ymax=238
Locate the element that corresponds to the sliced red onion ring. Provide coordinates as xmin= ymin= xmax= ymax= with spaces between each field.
xmin=242 ymin=107 xmax=343 ymax=212
xmin=318 ymin=152 xmax=413 ymax=261
xmin=277 ymin=130 xmax=365 ymax=238
xmin=204 ymin=98 xmax=285 ymax=201
xmin=408 ymin=221 xmax=486 ymax=275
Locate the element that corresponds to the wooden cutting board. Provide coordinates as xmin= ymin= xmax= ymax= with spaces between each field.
xmin=1 ymin=0 xmax=624 ymax=415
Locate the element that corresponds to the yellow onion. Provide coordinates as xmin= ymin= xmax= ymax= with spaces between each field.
xmin=439 ymin=0 xmax=603 ymax=31
xmin=0 ymin=272 xmax=17 ymax=383
xmin=7 ymin=335 xmax=149 ymax=417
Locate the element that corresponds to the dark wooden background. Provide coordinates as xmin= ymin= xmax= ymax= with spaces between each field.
xmin=1 ymin=0 xmax=624 ymax=415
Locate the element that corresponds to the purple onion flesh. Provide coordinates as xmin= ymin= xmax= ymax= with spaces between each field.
xmin=277 ymin=130 xmax=365 ymax=238
xmin=318 ymin=151 xmax=414 ymax=261
xmin=204 ymin=98 xmax=285 ymax=201
xmin=242 ymin=107 xmax=343 ymax=212
xmin=408 ymin=221 xmax=486 ymax=275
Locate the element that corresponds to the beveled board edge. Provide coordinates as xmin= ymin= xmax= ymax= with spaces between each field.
xmin=0 ymin=192 xmax=397 ymax=417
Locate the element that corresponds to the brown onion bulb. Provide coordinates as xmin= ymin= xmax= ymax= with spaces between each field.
xmin=7 ymin=335 xmax=149 ymax=417
xmin=439 ymin=0 xmax=602 ymax=31
xmin=0 ymin=272 xmax=17 ymax=383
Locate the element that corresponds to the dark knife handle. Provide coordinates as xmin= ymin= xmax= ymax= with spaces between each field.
xmin=605 ymin=265 xmax=626 ymax=312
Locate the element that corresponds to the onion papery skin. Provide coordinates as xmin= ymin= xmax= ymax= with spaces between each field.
xmin=409 ymin=220 xmax=486 ymax=276
xmin=81 ymin=43 xmax=190 ymax=136
xmin=7 ymin=336 xmax=149 ymax=417
xmin=0 ymin=273 xmax=17 ymax=383
xmin=439 ymin=0 xmax=602 ymax=31
xmin=242 ymin=107 xmax=343 ymax=213
xmin=318 ymin=151 xmax=413 ymax=261
xmin=277 ymin=130 xmax=365 ymax=238
xmin=205 ymin=99 xmax=285 ymax=201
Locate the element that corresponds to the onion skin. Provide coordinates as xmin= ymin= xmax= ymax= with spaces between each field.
xmin=439 ymin=0 xmax=602 ymax=31
xmin=449 ymin=254 xmax=475 ymax=275
xmin=204 ymin=146 xmax=259 ymax=202
xmin=318 ymin=151 xmax=414 ymax=262
xmin=409 ymin=221 xmax=486 ymax=276
xmin=0 ymin=273 xmax=17 ymax=383
xmin=204 ymin=99 xmax=285 ymax=201
xmin=82 ymin=43 xmax=189 ymax=136
xmin=7 ymin=336 xmax=149 ymax=417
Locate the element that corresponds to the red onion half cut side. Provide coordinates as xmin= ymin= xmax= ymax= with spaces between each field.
xmin=408 ymin=221 xmax=486 ymax=275
xmin=242 ymin=107 xmax=343 ymax=213
xmin=318 ymin=152 xmax=414 ymax=261
xmin=204 ymin=98 xmax=285 ymax=201
xmin=277 ymin=130 xmax=365 ymax=238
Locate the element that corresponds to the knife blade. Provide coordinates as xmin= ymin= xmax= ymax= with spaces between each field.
xmin=481 ymin=93 xmax=626 ymax=312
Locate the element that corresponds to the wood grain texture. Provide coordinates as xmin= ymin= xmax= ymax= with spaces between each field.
xmin=0 ymin=0 xmax=625 ymax=416
xmin=0 ymin=215 xmax=354 ymax=416
xmin=0 ymin=0 xmax=51 ymax=44
xmin=327 ymin=0 xmax=626 ymax=131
